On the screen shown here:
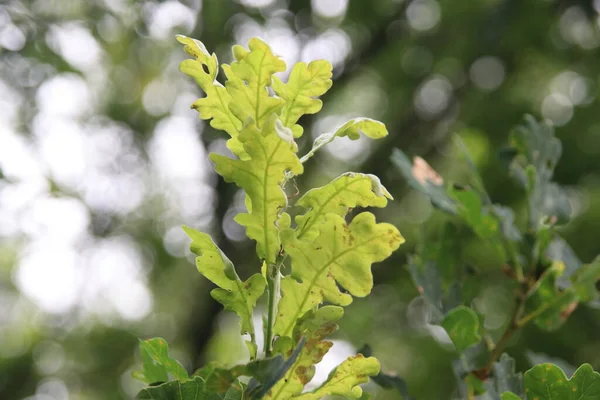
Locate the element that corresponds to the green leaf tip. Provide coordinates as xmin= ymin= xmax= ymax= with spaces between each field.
xmin=182 ymin=226 xmax=265 ymax=337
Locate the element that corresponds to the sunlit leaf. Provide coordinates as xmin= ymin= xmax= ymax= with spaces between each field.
xmin=301 ymin=118 xmax=388 ymax=163
xmin=295 ymin=172 xmax=392 ymax=241
xmin=274 ymin=213 xmax=404 ymax=337
xmin=210 ymin=118 xmax=303 ymax=264
xmin=293 ymin=355 xmax=380 ymax=400
xmin=441 ymin=306 xmax=481 ymax=353
xmin=223 ymin=38 xmax=286 ymax=128
xmin=133 ymin=338 xmax=188 ymax=385
xmin=272 ymin=60 xmax=333 ymax=138
xmin=390 ymin=148 xmax=457 ymax=214
xmin=182 ymin=226 xmax=266 ymax=338
xmin=177 ymin=35 xmax=245 ymax=157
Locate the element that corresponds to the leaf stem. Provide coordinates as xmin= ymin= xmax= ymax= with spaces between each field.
xmin=264 ymin=254 xmax=284 ymax=357
xmin=481 ymin=283 xmax=527 ymax=375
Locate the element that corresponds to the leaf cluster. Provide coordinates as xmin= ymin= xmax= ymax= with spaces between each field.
xmin=132 ymin=36 xmax=403 ymax=399
xmin=379 ymin=116 xmax=600 ymax=399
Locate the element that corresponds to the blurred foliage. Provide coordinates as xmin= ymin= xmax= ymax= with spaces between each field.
xmin=2 ymin=0 xmax=600 ymax=399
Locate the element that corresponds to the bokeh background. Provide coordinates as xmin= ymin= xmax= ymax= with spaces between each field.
xmin=2 ymin=0 xmax=600 ymax=399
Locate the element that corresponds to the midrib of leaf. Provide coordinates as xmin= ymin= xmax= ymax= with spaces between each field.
xmin=297 ymin=177 xmax=371 ymax=240
xmin=281 ymin=233 xmax=388 ymax=337
xmin=262 ymin=138 xmax=282 ymax=264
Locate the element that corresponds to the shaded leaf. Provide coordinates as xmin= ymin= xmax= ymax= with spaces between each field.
xmin=210 ymin=118 xmax=303 ymax=264
xmin=245 ymin=337 xmax=306 ymax=400
xmin=275 ymin=213 xmax=404 ymax=337
xmin=450 ymin=187 xmax=499 ymax=240
xmin=492 ymin=205 xmax=522 ymax=242
xmin=522 ymin=363 xmax=600 ymax=400
xmin=183 ymin=226 xmax=266 ymax=337
xmin=358 ymin=344 xmax=414 ymax=400
xmin=272 ymin=60 xmax=333 ymax=138
xmin=293 ymin=355 xmax=380 ymax=400
xmin=267 ymin=306 xmax=343 ymax=400
xmin=500 ymin=392 xmax=521 ymax=400
xmin=301 ymin=118 xmax=388 ymax=163
xmin=295 ymin=172 xmax=392 ymax=241
xmin=545 ymin=236 xmax=582 ymax=289
xmin=492 ymin=354 xmax=523 ymax=397
xmin=136 ymin=377 xmax=218 ymax=400
xmin=441 ymin=306 xmax=481 ymax=353
xmin=390 ymin=148 xmax=457 ymax=214
xmin=133 ymin=338 xmax=188 ymax=385
xmin=504 ymin=115 xmax=570 ymax=228
xmin=571 ymin=256 xmax=600 ymax=303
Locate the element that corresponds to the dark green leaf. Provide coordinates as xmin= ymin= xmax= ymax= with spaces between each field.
xmin=136 ymin=377 xmax=217 ymax=400
xmin=504 ymin=115 xmax=570 ymax=228
xmin=441 ymin=306 xmax=481 ymax=353
xmin=499 ymin=392 xmax=521 ymax=400
xmin=450 ymin=187 xmax=500 ymax=240
xmin=522 ymin=363 xmax=600 ymax=400
xmin=245 ymin=336 xmax=305 ymax=399
xmin=133 ymin=338 xmax=188 ymax=385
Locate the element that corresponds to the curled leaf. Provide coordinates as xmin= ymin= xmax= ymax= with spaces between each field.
xmin=301 ymin=118 xmax=388 ymax=163
xmin=295 ymin=172 xmax=392 ymax=241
